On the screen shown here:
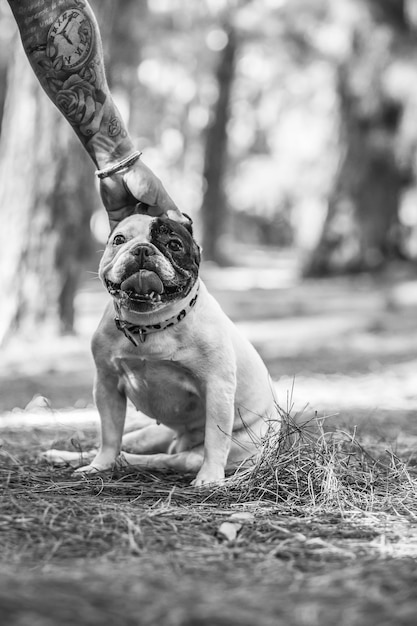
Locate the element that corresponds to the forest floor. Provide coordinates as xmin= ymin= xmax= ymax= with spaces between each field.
xmin=1 ymin=251 xmax=417 ymax=626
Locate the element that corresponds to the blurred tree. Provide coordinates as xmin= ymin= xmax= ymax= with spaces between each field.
xmin=106 ymin=0 xmax=148 ymax=121
xmin=304 ymin=0 xmax=413 ymax=276
xmin=0 ymin=0 xmax=118 ymax=345
xmin=135 ymin=1 xmax=310 ymax=257
xmin=201 ymin=24 xmax=237 ymax=263
xmin=0 ymin=6 xmax=14 ymax=132
xmin=0 ymin=40 xmax=96 ymax=344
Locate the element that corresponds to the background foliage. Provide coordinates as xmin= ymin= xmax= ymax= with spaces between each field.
xmin=0 ymin=0 xmax=417 ymax=338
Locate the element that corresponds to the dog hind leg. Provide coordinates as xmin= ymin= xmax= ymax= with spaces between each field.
xmin=42 ymin=425 xmax=176 ymax=470
xmin=41 ymin=448 xmax=96 ymax=467
xmin=119 ymin=449 xmax=203 ymax=474
xmin=122 ymin=423 xmax=175 ymax=453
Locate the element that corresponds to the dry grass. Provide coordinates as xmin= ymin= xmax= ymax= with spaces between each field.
xmin=1 ymin=409 xmax=417 ymax=625
xmin=230 ymin=407 xmax=417 ymax=514
xmin=1 ymin=407 xmax=417 ymax=558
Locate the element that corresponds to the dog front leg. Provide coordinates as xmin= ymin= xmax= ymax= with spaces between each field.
xmin=193 ymin=377 xmax=235 ymax=486
xmin=75 ymin=373 xmax=127 ymax=474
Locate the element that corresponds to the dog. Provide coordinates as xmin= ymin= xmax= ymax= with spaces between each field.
xmin=45 ymin=213 xmax=279 ymax=485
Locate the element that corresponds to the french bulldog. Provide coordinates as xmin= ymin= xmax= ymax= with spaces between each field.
xmin=45 ymin=213 xmax=279 ymax=486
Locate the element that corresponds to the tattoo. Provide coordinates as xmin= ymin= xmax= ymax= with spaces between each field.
xmin=47 ymin=11 xmax=94 ymax=67
xmin=33 ymin=8 xmax=106 ymax=138
xmin=8 ymin=0 xmax=134 ymax=165
xmin=108 ymin=117 xmax=122 ymax=138
xmin=108 ymin=117 xmax=127 ymax=139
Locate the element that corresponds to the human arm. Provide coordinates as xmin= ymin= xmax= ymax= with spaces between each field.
xmin=6 ymin=0 xmax=182 ymax=229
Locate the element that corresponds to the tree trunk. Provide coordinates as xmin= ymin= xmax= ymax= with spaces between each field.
xmin=0 ymin=39 xmax=95 ymax=344
xmin=304 ymin=77 xmax=405 ymax=277
xmin=201 ymin=27 xmax=237 ymax=264
xmin=0 ymin=0 xmax=122 ymax=344
xmin=304 ymin=2 xmax=411 ymax=277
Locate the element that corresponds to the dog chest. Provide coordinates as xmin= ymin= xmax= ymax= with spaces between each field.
xmin=112 ymin=356 xmax=205 ymax=425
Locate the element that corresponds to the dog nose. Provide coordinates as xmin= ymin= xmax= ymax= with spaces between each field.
xmin=130 ymin=243 xmax=156 ymax=265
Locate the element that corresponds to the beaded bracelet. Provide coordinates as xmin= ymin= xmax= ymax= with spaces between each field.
xmin=95 ymin=150 xmax=142 ymax=180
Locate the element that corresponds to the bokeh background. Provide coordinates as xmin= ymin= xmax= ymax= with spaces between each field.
xmin=0 ymin=0 xmax=416 ymax=433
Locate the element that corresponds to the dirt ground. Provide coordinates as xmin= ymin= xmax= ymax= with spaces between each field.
xmin=1 ymin=252 xmax=417 ymax=626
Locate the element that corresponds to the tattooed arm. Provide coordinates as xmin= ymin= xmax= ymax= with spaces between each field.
xmin=7 ymin=0 xmax=182 ymax=228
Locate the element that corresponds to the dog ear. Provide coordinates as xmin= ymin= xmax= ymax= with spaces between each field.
xmin=181 ymin=213 xmax=194 ymax=235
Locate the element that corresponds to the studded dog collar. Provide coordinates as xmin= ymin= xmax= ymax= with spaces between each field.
xmin=114 ymin=285 xmax=199 ymax=345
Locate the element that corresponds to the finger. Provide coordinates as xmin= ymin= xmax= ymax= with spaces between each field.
xmin=143 ymin=196 xmax=189 ymax=224
xmin=107 ymin=206 xmax=136 ymax=232
xmin=130 ymin=202 xmax=189 ymax=226
xmin=124 ymin=165 xmax=186 ymax=222
xmin=154 ymin=184 xmax=180 ymax=215
xmin=167 ymin=208 xmax=189 ymax=224
xmin=108 ymin=202 xmax=158 ymax=231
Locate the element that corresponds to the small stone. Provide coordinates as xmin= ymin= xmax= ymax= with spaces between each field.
xmin=217 ymin=521 xmax=242 ymax=542
xmin=24 ymin=395 xmax=52 ymax=412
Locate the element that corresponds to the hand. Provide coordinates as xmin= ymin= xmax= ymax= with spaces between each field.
xmin=99 ymin=158 xmax=186 ymax=231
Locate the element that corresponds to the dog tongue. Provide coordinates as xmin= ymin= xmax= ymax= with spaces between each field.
xmin=121 ymin=270 xmax=164 ymax=295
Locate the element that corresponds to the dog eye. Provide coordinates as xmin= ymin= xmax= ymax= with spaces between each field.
xmin=167 ymin=238 xmax=183 ymax=252
xmin=112 ymin=234 xmax=126 ymax=246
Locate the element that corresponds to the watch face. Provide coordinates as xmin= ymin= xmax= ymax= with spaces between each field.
xmin=47 ymin=9 xmax=93 ymax=70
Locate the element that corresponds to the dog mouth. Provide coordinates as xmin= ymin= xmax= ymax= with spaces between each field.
xmin=105 ymin=269 xmax=189 ymax=310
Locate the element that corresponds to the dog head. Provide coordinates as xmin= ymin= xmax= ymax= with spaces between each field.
xmin=99 ymin=214 xmax=201 ymax=313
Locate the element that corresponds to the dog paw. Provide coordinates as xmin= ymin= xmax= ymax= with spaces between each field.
xmin=41 ymin=449 xmax=85 ymax=467
xmin=73 ymin=462 xmax=112 ymax=474
xmin=192 ymin=466 xmax=225 ymax=487
xmin=73 ymin=452 xmax=126 ymax=474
